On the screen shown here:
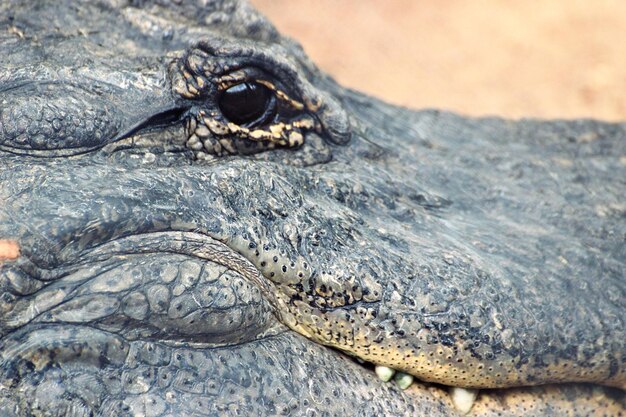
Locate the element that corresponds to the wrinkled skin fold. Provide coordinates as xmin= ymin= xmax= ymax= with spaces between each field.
xmin=0 ymin=1 xmax=625 ymax=416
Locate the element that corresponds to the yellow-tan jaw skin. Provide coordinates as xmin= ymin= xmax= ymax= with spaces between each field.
xmin=403 ymin=380 xmax=625 ymax=416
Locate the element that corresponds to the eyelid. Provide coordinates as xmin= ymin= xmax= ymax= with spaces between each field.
xmin=114 ymin=107 xmax=189 ymax=142
xmin=173 ymin=38 xmax=305 ymax=102
xmin=214 ymin=70 xmax=249 ymax=90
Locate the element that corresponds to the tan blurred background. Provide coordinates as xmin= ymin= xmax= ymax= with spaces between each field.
xmin=250 ymin=0 xmax=626 ymax=121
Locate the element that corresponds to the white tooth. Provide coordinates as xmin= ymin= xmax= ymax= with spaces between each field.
xmin=374 ymin=365 xmax=396 ymax=382
xmin=393 ymin=371 xmax=413 ymax=390
xmin=450 ymin=387 xmax=479 ymax=415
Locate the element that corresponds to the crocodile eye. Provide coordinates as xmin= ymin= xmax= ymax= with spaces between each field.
xmin=218 ymin=81 xmax=275 ymax=126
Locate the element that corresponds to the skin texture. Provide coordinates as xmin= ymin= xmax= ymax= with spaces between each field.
xmin=0 ymin=1 xmax=625 ymax=416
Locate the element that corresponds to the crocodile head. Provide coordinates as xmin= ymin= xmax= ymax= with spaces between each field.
xmin=1 ymin=1 xmax=624 ymax=416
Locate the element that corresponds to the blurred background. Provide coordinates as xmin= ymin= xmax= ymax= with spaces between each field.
xmin=251 ymin=0 xmax=626 ymax=121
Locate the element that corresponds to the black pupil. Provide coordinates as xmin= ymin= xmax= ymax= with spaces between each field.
xmin=218 ymin=82 xmax=272 ymax=125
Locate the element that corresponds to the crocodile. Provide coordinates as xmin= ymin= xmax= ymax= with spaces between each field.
xmin=0 ymin=1 xmax=625 ymax=416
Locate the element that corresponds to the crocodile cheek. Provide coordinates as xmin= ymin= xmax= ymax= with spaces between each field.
xmin=221 ymin=162 xmax=625 ymax=391
xmin=234 ymin=242 xmax=623 ymax=390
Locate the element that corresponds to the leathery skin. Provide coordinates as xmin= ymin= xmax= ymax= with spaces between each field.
xmin=0 ymin=1 xmax=624 ymax=415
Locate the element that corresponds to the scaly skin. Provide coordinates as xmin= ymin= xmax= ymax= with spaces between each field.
xmin=0 ymin=1 xmax=624 ymax=416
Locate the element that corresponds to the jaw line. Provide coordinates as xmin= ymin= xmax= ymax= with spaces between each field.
xmin=71 ymin=231 xmax=626 ymax=394
xmin=3 ymin=232 xmax=625 ymax=414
